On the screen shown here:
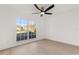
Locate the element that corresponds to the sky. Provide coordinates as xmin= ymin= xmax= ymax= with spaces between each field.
xmin=16 ymin=17 xmax=35 ymax=26
xmin=16 ymin=17 xmax=28 ymax=26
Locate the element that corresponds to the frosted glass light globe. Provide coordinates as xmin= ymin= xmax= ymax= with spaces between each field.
xmin=40 ymin=12 xmax=44 ymax=15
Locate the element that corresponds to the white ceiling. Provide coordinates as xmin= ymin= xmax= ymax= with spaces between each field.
xmin=0 ymin=4 xmax=79 ymax=16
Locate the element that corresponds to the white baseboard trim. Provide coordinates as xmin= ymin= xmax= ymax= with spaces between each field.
xmin=0 ymin=38 xmax=43 ymax=51
xmin=45 ymin=38 xmax=79 ymax=47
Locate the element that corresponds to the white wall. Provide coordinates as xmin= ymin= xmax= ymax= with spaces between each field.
xmin=1 ymin=4 xmax=79 ymax=50
xmin=45 ymin=5 xmax=79 ymax=46
xmin=0 ymin=5 xmax=45 ymax=50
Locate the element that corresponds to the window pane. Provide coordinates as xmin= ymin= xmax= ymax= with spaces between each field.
xmin=16 ymin=18 xmax=21 ymax=41
xmin=31 ymin=34 xmax=36 ymax=38
xmin=16 ymin=33 xmax=21 ymax=41
xmin=16 ymin=18 xmax=28 ymax=41
xmin=28 ymin=20 xmax=36 ymax=39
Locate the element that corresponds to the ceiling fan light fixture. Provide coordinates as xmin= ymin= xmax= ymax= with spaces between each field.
xmin=40 ymin=12 xmax=44 ymax=15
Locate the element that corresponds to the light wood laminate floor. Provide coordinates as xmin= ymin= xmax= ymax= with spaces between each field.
xmin=0 ymin=39 xmax=79 ymax=55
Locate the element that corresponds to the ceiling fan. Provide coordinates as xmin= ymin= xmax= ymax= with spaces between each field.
xmin=32 ymin=4 xmax=54 ymax=17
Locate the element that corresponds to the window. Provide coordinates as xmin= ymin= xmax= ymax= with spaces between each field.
xmin=28 ymin=20 xmax=36 ymax=39
xmin=16 ymin=18 xmax=36 ymax=41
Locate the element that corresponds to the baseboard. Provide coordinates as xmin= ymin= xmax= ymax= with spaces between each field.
xmin=0 ymin=38 xmax=43 ymax=51
xmin=45 ymin=38 xmax=79 ymax=47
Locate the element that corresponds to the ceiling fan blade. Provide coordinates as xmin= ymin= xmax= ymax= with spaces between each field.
xmin=44 ymin=4 xmax=54 ymax=12
xmin=32 ymin=13 xmax=40 ymax=14
xmin=45 ymin=13 xmax=52 ymax=15
xmin=34 ymin=4 xmax=42 ymax=11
